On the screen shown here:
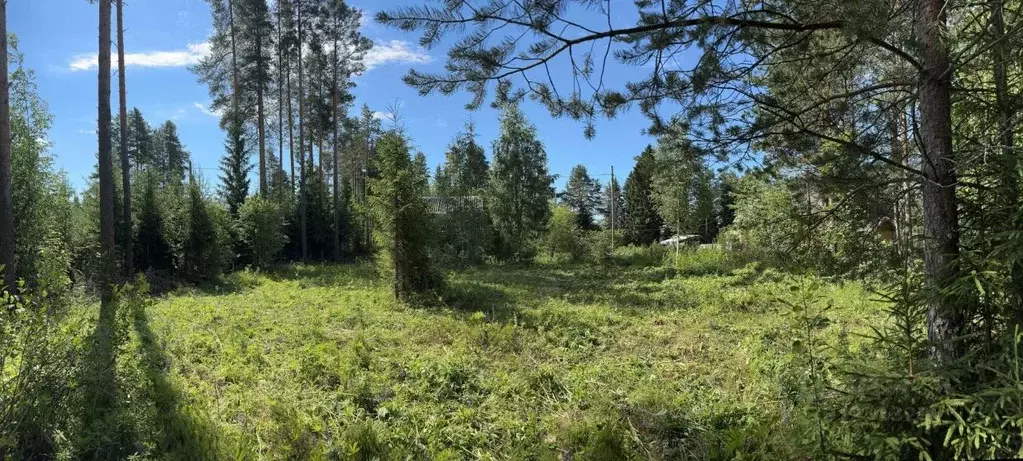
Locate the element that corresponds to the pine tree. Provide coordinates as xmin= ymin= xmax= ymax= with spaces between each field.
xmin=560 ymin=164 xmax=601 ymax=231
xmin=116 ymin=0 xmax=132 ymax=277
xmin=370 ymin=131 xmax=441 ymax=301
xmin=97 ymin=0 xmax=116 ymax=307
xmin=622 ymin=145 xmax=662 ymax=245
xmin=236 ymin=0 xmax=274 ymax=196
xmin=488 ymin=104 xmax=553 ymax=259
xmin=220 ymin=118 xmax=252 ymax=216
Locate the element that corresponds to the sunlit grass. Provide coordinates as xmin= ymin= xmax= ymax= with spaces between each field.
xmin=106 ymin=260 xmax=883 ymax=459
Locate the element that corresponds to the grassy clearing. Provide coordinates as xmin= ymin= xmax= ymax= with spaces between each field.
xmin=101 ymin=260 xmax=882 ymax=460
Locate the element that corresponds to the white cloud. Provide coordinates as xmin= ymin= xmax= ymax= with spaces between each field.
xmin=69 ymin=42 xmax=210 ymax=72
xmin=433 ymin=117 xmax=448 ymax=128
xmin=194 ymin=102 xmax=223 ymax=118
xmin=76 ymin=129 xmax=96 ymax=135
xmin=365 ymin=40 xmax=431 ymax=70
xmin=372 ymin=111 xmax=393 ymax=121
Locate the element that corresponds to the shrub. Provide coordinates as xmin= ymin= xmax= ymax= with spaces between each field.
xmin=543 ymin=205 xmax=585 ymax=262
xmin=238 ymin=195 xmax=287 ymax=269
xmin=0 ymin=283 xmax=82 ymax=458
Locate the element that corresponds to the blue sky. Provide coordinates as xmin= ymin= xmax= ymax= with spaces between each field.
xmin=9 ymin=0 xmax=664 ymax=193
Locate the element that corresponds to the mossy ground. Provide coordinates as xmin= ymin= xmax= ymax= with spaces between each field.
xmin=98 ymin=261 xmax=882 ymax=460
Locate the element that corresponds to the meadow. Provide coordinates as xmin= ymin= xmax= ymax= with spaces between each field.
xmin=83 ymin=253 xmax=883 ymax=460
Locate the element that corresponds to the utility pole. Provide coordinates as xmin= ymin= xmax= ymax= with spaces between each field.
xmin=610 ymin=165 xmax=615 ymax=253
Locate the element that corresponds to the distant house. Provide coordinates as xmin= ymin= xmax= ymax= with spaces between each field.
xmin=423 ymin=196 xmax=484 ymax=214
xmin=659 ymin=234 xmax=702 ymax=247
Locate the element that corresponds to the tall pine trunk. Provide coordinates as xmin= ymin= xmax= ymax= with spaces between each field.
xmin=287 ymin=50 xmax=295 ymax=190
xmin=917 ymin=0 xmax=963 ymax=364
xmin=117 ymin=0 xmax=132 ymax=278
xmin=332 ymin=29 xmax=341 ymax=261
xmin=98 ymin=0 xmax=116 ymax=306
xmin=297 ymin=0 xmax=307 ymax=260
xmin=0 ymin=0 xmax=15 ymax=290
xmin=257 ymin=33 xmax=267 ymax=196
xmin=277 ymin=1 xmax=284 ymax=198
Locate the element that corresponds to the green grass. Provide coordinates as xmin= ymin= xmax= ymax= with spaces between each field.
xmin=101 ymin=261 xmax=882 ymax=460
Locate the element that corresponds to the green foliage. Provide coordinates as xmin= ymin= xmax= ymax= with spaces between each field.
xmin=560 ymin=164 xmax=602 ymax=231
xmin=219 ymin=118 xmax=251 ymax=217
xmin=181 ymin=180 xmax=229 ymax=283
xmin=370 ymin=131 xmax=443 ymax=301
xmin=650 ymin=122 xmax=717 ymax=240
xmin=238 ymin=195 xmax=288 ymax=269
xmin=622 ymin=146 xmax=662 ymax=245
xmin=543 ymin=205 xmax=586 ymax=262
xmin=7 ymin=43 xmax=73 ymax=292
xmin=433 ymin=125 xmax=492 ymax=266
xmin=133 ymin=170 xmax=174 ymax=277
xmin=488 ymin=104 xmax=554 ymax=260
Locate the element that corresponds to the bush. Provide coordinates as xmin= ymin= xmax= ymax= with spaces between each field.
xmin=543 ymin=205 xmax=585 ymax=262
xmin=0 ymin=283 xmax=82 ymax=458
xmin=666 ymin=245 xmax=737 ymax=276
xmin=238 ymin=196 xmax=288 ymax=269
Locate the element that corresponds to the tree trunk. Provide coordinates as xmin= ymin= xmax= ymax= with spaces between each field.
xmin=297 ymin=0 xmax=307 ymax=261
xmin=257 ymin=33 xmax=267 ymax=196
xmin=277 ymin=1 xmax=284 ymax=199
xmin=332 ymin=29 xmax=342 ymax=261
xmin=287 ymin=50 xmax=295 ymax=190
xmin=229 ymin=0 xmax=239 ymax=112
xmin=990 ymin=0 xmax=1023 ymax=319
xmin=117 ymin=0 xmax=132 ymax=278
xmin=0 ymin=1 xmax=15 ymax=290
xmin=917 ymin=0 xmax=963 ymax=364
xmin=99 ymin=0 xmax=116 ymax=306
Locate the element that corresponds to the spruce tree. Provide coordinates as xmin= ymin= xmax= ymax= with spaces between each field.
xmin=560 ymin=164 xmax=601 ymax=231
xmin=133 ymin=171 xmax=172 ymax=273
xmin=220 ymin=118 xmax=252 ymax=216
xmin=622 ymin=145 xmax=662 ymax=245
xmin=370 ymin=131 xmax=441 ymax=300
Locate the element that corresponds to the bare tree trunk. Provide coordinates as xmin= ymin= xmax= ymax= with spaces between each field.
xmin=257 ymin=33 xmax=267 ymax=196
xmin=287 ymin=51 xmax=295 ymax=190
xmin=297 ymin=0 xmax=307 ymax=261
xmin=117 ymin=0 xmax=132 ymax=278
xmin=332 ymin=28 xmax=342 ymax=261
xmin=0 ymin=1 xmax=15 ymax=290
xmin=99 ymin=0 xmax=116 ymax=306
xmin=277 ymin=1 xmax=284 ymax=198
xmin=917 ymin=0 xmax=963 ymax=364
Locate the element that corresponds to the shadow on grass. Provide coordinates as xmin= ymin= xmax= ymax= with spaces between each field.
xmin=454 ymin=264 xmax=691 ymax=313
xmin=266 ymin=262 xmax=382 ymax=289
xmin=444 ymin=278 xmax=521 ymax=322
xmin=79 ymin=291 xmax=220 ymax=460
